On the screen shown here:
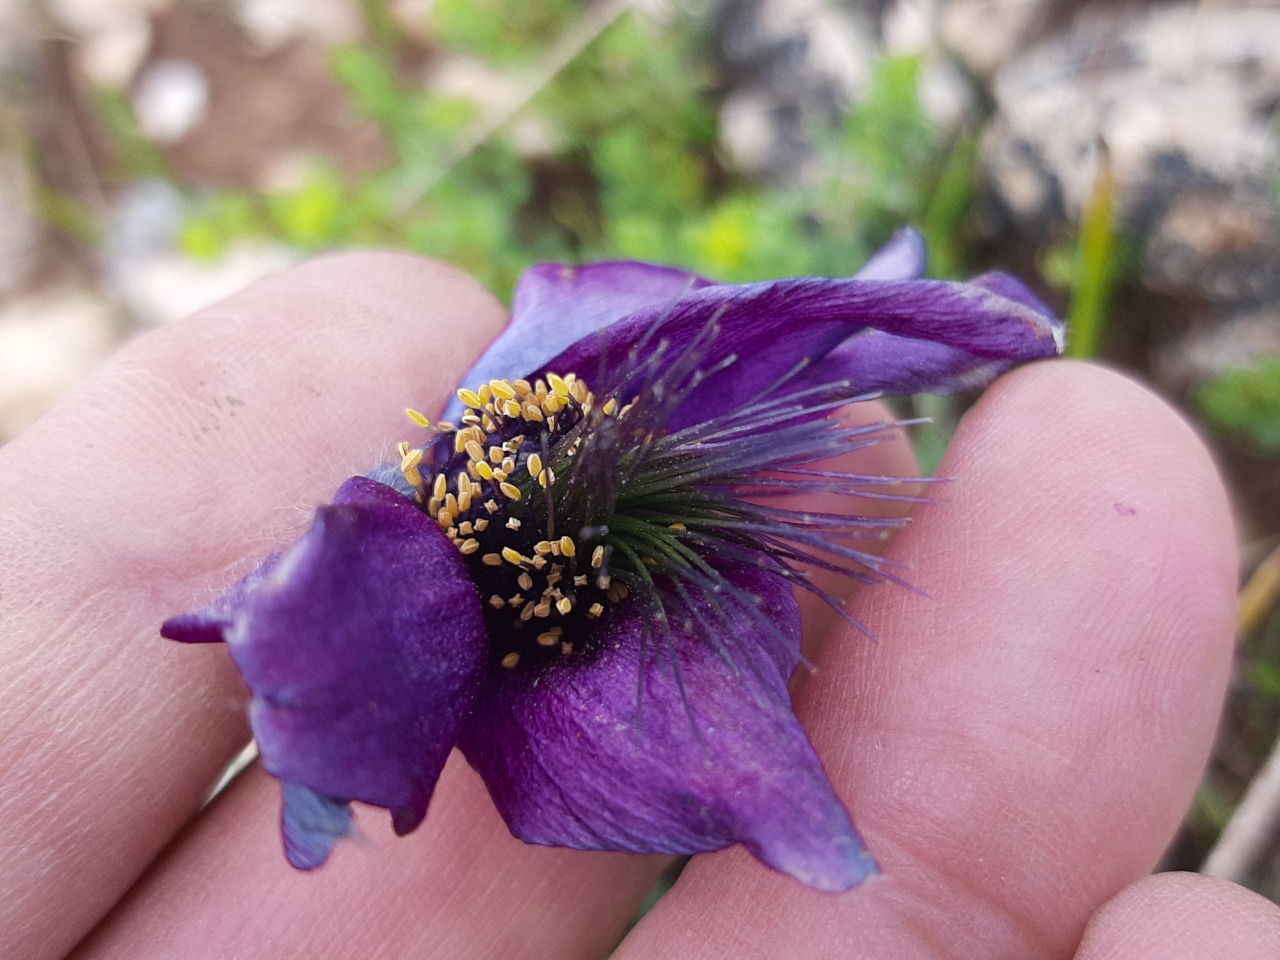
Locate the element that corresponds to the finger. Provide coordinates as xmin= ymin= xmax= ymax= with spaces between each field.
xmin=1074 ymin=873 xmax=1280 ymax=960
xmin=618 ymin=361 xmax=1237 ymax=958
xmin=74 ymin=759 xmax=664 ymax=960
xmin=0 ymin=253 xmax=508 ymax=959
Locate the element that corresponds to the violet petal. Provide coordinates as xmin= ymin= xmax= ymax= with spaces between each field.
xmin=444 ymin=260 xmax=713 ymax=421
xmin=537 ymin=274 xmax=1064 ymax=430
xmin=459 ymin=566 xmax=876 ymax=892
xmin=852 ymin=227 xmax=927 ymax=281
xmin=161 ymin=554 xmax=281 ymax=644
xmin=805 ymin=270 xmax=1062 ymax=396
xmin=281 ymin=782 xmax=353 ymax=870
xmin=227 ymin=476 xmax=488 ymax=867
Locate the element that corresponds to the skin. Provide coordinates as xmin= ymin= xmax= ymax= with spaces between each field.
xmin=0 ymin=252 xmax=1275 ymax=959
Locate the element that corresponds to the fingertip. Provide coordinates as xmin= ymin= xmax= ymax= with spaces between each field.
xmin=1075 ymin=873 xmax=1280 ymax=960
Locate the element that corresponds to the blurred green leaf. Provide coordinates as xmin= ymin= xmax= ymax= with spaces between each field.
xmin=1066 ymin=150 xmax=1120 ymax=359
xmin=1195 ymin=356 xmax=1280 ymax=456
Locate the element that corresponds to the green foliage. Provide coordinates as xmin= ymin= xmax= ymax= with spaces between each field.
xmin=431 ymin=0 xmax=580 ymax=64
xmin=1195 ymin=355 xmax=1280 ymax=456
xmin=1066 ymin=158 xmax=1121 ymax=359
xmin=92 ymin=89 xmax=172 ymax=182
xmin=170 ymin=6 xmax=970 ymax=302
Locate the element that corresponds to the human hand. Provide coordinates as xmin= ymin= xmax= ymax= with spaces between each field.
xmin=1 ymin=254 xmax=1276 ymax=958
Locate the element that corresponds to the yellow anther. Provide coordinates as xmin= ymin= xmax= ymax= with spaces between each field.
xmin=501 ymin=652 xmax=520 ymax=669
xmin=526 ymin=453 xmax=543 ymax=478
xmin=536 ymin=468 xmax=555 ymax=489
xmin=501 ymin=546 xmax=524 ymax=566
xmin=530 ymin=554 xmax=547 ymax=570
xmin=458 ymin=521 xmax=473 ymax=535
xmin=591 ymin=545 xmax=606 ymax=568
xmin=405 ymin=408 xmax=433 ymax=428
xmin=490 ymin=379 xmax=517 ymax=400
xmin=397 ymin=441 xmax=410 ymax=459
xmin=547 ymin=373 xmax=570 ymax=397
xmin=668 ymin=522 xmax=687 ymax=531
xmin=464 ymin=440 xmax=486 ymax=462
xmin=534 ymin=541 xmax=553 ymax=556
xmin=574 ymin=574 xmax=588 ymax=587
xmin=506 ymin=517 xmax=521 ymax=530
xmin=523 ymin=404 xmax=544 ymax=422
xmin=517 ymin=572 xmax=534 ymax=591
xmin=459 ymin=538 xmax=480 ymax=555
xmin=474 ymin=518 xmax=489 ymax=531
xmin=556 ymin=597 xmax=573 ymax=615
xmin=587 ymin=602 xmax=604 ymax=618
xmin=481 ymin=414 xmax=498 ymax=432
xmin=533 ymin=600 xmax=552 ymax=618
xmin=433 ymin=473 xmax=448 ymax=501
xmin=435 ymin=421 xmax=456 ymax=433
xmin=501 ymin=457 xmax=515 ymax=474
xmin=454 ymin=432 xmax=470 ymax=454
xmin=489 ymin=446 xmax=504 ymax=463
xmin=436 ymin=509 xmax=454 ymax=528
xmin=458 ymin=491 xmax=472 ymax=514
xmin=427 ymin=497 xmax=441 ymax=516
xmin=445 ymin=493 xmax=459 ymax=516
xmin=519 ymin=603 xmax=536 ymax=621
xmin=558 ymin=536 xmax=576 ymax=557
xmin=536 ymin=631 xmax=559 ymax=647
xmin=489 ymin=595 xmax=506 ymax=609
xmin=481 ymin=553 xmax=502 ymax=566
xmin=602 ymin=397 xmax=618 ymax=416
xmin=457 ymin=388 xmax=484 ymax=409
xmin=403 ymin=467 xmax=423 ymax=488
xmin=499 ymin=482 xmax=523 ymax=501
xmin=509 ymin=595 xmax=525 ymax=608
xmin=484 ymin=499 xmax=499 ymax=514
xmin=475 ymin=461 xmax=495 ymax=481
xmin=501 ymin=400 xmax=521 ymax=419
xmin=478 ymin=383 xmax=493 ymax=403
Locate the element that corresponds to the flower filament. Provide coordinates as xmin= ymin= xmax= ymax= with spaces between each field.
xmin=398 ymin=345 xmax=919 ymax=675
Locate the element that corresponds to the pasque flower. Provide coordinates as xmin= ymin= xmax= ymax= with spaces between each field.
xmin=163 ymin=230 xmax=1063 ymax=891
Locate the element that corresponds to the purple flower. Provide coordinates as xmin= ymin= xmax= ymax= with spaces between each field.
xmin=163 ymin=230 xmax=1063 ymax=890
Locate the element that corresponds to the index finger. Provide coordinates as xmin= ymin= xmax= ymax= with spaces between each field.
xmin=0 ymin=253 xmax=507 ymax=958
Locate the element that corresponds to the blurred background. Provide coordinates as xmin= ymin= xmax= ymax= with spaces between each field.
xmin=1 ymin=0 xmax=1278 ymax=902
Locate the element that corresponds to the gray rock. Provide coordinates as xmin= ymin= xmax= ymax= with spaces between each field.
xmin=714 ymin=0 xmax=885 ymax=181
xmin=980 ymin=3 xmax=1280 ymax=307
xmin=941 ymin=0 xmax=1057 ymax=79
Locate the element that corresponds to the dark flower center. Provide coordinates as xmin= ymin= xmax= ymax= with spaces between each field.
xmin=398 ymin=374 xmax=630 ymax=670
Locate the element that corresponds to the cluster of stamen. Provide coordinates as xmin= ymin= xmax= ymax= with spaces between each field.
xmin=397 ymin=373 xmax=629 ymax=671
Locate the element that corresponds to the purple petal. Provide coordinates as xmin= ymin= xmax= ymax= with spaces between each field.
xmin=804 ymin=271 xmax=1063 ymax=396
xmin=161 ymin=554 xmax=281 ymax=643
xmin=537 ymin=274 xmax=1064 ymax=430
xmin=460 ymin=566 xmax=876 ymax=892
xmin=281 ymin=782 xmax=353 ymax=870
xmin=444 ymin=260 xmax=713 ymax=422
xmin=852 ymin=227 xmax=927 ymax=281
xmin=222 ymin=476 xmax=488 ymax=867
